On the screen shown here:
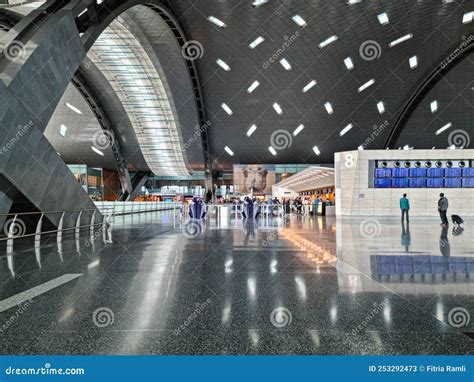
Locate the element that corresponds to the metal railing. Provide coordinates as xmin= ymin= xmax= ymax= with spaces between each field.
xmin=0 ymin=201 xmax=181 ymax=254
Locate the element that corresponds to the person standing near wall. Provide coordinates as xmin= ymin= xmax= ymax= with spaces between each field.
xmin=399 ymin=193 xmax=410 ymax=223
xmin=438 ymin=193 xmax=449 ymax=227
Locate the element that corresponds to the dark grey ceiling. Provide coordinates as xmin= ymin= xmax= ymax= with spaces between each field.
xmin=168 ymin=0 xmax=473 ymax=169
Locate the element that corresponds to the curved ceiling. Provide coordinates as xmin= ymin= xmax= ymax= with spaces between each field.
xmin=168 ymin=0 xmax=473 ymax=168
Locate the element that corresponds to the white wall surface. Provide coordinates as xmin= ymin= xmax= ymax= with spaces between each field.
xmin=335 ymin=149 xmax=474 ymax=218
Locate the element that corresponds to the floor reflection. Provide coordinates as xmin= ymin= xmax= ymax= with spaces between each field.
xmin=0 ymin=212 xmax=472 ymax=355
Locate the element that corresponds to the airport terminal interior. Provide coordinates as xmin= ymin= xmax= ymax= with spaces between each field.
xmin=0 ymin=0 xmax=473 ymax=355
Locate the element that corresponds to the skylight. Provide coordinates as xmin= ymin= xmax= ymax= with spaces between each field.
xmin=462 ymin=11 xmax=474 ymax=24
xmin=280 ymin=58 xmax=292 ymax=70
xmin=252 ymin=0 xmax=268 ymax=7
xmin=409 ymin=55 xmax=418 ymax=68
xmin=324 ymin=102 xmax=334 ymax=115
xmin=221 ymin=103 xmax=233 ymax=115
xmin=293 ymin=124 xmax=304 ymax=136
xmin=247 ymin=124 xmax=257 ymax=137
xmin=377 ymin=101 xmax=385 ymax=114
xmin=319 ymin=35 xmax=338 ymax=48
xmin=59 ymin=124 xmax=67 ymax=137
xmin=344 ymin=57 xmax=354 ymax=70
xmin=339 ymin=123 xmax=353 ymax=137
xmin=207 ymin=16 xmax=227 ymax=28
xmin=292 ymin=15 xmax=307 ymax=27
xmin=91 ymin=146 xmax=104 ymax=156
xmin=247 ymin=80 xmax=260 ymax=93
xmin=302 ymin=80 xmax=317 ymax=93
xmin=224 ymin=146 xmax=234 ymax=156
xmin=389 ymin=34 xmax=413 ymax=47
xmin=357 ymin=79 xmax=375 ymax=92
xmin=377 ymin=12 xmax=389 ymax=25
xmin=435 ymin=122 xmax=452 ymax=135
xmin=273 ymin=102 xmax=283 ymax=115
xmin=430 ymin=100 xmax=438 ymax=113
xmin=66 ymin=102 xmax=82 ymax=115
xmin=216 ymin=59 xmax=231 ymax=71
xmin=249 ymin=36 xmax=265 ymax=49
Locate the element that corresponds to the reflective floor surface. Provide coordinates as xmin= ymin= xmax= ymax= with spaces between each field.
xmin=0 ymin=211 xmax=473 ymax=355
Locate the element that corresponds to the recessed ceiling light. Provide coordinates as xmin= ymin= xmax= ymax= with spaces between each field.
xmin=216 ymin=59 xmax=231 ymax=71
xmin=247 ymin=80 xmax=260 ymax=93
xmin=339 ymin=123 xmax=353 ymax=137
xmin=268 ymin=146 xmax=277 ymax=156
xmin=347 ymin=0 xmax=362 ymax=4
xmin=221 ymin=103 xmax=233 ymax=115
xmin=207 ymin=16 xmax=227 ymax=27
xmin=377 ymin=101 xmax=385 ymax=114
xmin=273 ymin=102 xmax=283 ymax=115
xmin=312 ymin=146 xmax=321 ymax=155
xmin=344 ymin=57 xmax=354 ymax=70
xmin=293 ymin=124 xmax=304 ymax=136
xmin=358 ymin=79 xmax=375 ymax=92
xmin=389 ymin=33 xmax=413 ymax=47
xmin=249 ymin=36 xmax=265 ymax=49
xmin=435 ymin=122 xmax=452 ymax=135
xmin=59 ymin=124 xmax=67 ymax=136
xmin=324 ymin=102 xmax=334 ymax=115
xmin=247 ymin=124 xmax=257 ymax=137
xmin=462 ymin=11 xmax=474 ymax=24
xmin=302 ymin=80 xmax=317 ymax=93
xmin=292 ymin=15 xmax=307 ymax=27
xmin=91 ymin=146 xmax=104 ymax=156
xmin=318 ymin=35 xmax=338 ymax=48
xmin=224 ymin=146 xmax=234 ymax=156
xmin=430 ymin=100 xmax=438 ymax=113
xmin=377 ymin=12 xmax=389 ymax=25
xmin=252 ymin=0 xmax=268 ymax=7
xmin=357 ymin=145 xmax=364 ymax=150
xmin=279 ymin=58 xmax=292 ymax=70
xmin=409 ymin=55 xmax=418 ymax=68
xmin=66 ymin=102 xmax=82 ymax=115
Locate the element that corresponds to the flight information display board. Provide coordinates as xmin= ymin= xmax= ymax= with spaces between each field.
xmin=374 ymin=164 xmax=474 ymax=188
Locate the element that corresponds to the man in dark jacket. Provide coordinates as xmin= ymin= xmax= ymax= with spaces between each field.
xmin=399 ymin=193 xmax=410 ymax=222
xmin=438 ymin=193 xmax=449 ymax=226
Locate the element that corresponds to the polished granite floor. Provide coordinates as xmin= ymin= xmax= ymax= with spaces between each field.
xmin=0 ymin=211 xmax=472 ymax=355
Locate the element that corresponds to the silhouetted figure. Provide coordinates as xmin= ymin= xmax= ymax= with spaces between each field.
xmin=438 ymin=193 xmax=449 ymax=226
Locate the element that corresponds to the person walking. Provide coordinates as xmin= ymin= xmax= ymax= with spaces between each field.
xmin=438 ymin=193 xmax=449 ymax=226
xmin=399 ymin=193 xmax=410 ymax=222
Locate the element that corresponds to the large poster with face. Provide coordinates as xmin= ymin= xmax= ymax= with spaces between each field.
xmin=233 ymin=164 xmax=276 ymax=194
